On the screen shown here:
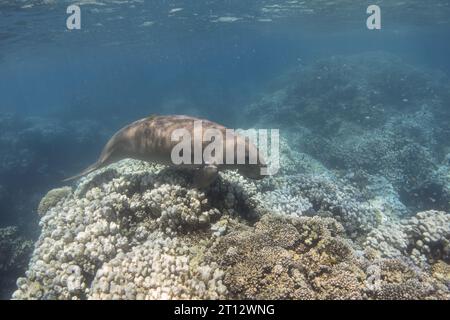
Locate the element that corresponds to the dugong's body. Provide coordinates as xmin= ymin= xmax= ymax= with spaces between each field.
xmin=65 ymin=115 xmax=266 ymax=187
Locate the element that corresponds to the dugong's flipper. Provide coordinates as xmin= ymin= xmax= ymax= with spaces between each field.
xmin=63 ymin=161 xmax=102 ymax=182
xmin=193 ymin=165 xmax=219 ymax=188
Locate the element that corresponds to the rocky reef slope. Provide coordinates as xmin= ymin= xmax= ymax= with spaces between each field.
xmin=12 ymin=156 xmax=450 ymax=299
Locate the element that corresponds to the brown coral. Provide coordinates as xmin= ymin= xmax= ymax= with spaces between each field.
xmin=210 ymin=214 xmax=450 ymax=300
xmin=211 ymin=215 xmax=364 ymax=299
xmin=37 ymin=187 xmax=72 ymax=216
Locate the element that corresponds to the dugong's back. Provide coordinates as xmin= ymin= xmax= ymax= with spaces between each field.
xmin=116 ymin=115 xmax=228 ymax=163
xmin=62 ymin=115 xmax=263 ymax=181
xmin=64 ymin=115 xmax=229 ymax=181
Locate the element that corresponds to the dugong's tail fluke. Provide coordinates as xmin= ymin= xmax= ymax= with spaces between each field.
xmin=62 ymin=162 xmax=102 ymax=182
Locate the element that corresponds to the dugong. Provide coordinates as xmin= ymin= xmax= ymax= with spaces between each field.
xmin=65 ymin=115 xmax=267 ymax=188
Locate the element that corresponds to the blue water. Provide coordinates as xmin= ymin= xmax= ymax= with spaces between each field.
xmin=2 ymin=1 xmax=450 ymax=122
xmin=1 ymin=0 xmax=450 ymax=299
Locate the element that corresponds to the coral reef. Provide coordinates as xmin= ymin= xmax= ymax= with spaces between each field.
xmin=12 ymin=160 xmax=242 ymax=300
xmin=12 ymin=160 xmax=450 ymax=300
xmin=212 ymin=215 xmax=448 ymax=300
xmin=362 ymin=258 xmax=448 ymax=300
xmin=0 ymin=227 xmax=33 ymax=299
xmin=266 ymin=174 xmax=379 ymax=237
xmin=37 ymin=187 xmax=72 ymax=216
xmin=364 ymin=210 xmax=450 ymax=268
xmin=245 ymin=52 xmax=450 ymax=213
xmin=404 ymin=211 xmax=450 ymax=266
xmin=89 ymin=233 xmax=227 ymax=300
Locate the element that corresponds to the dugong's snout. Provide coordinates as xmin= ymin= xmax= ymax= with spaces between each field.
xmin=237 ymin=153 xmax=268 ymax=180
xmin=238 ymin=165 xmax=265 ymax=180
xmin=234 ymin=137 xmax=268 ymax=180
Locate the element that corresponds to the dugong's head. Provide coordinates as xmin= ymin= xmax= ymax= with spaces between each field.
xmin=231 ymin=135 xmax=267 ymax=180
xmin=237 ymin=156 xmax=267 ymax=180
